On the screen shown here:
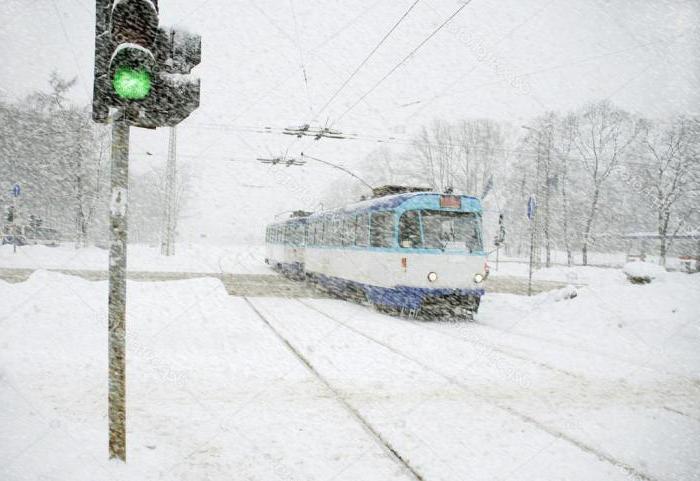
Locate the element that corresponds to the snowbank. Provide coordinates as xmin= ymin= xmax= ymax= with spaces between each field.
xmin=480 ymin=268 xmax=700 ymax=377
xmin=0 ymin=243 xmax=268 ymax=274
xmin=0 ymin=272 xmax=425 ymax=481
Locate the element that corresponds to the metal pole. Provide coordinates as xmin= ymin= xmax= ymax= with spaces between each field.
xmin=528 ymin=213 xmax=535 ymax=297
xmin=161 ymin=126 xmax=176 ymax=256
xmin=108 ymin=110 xmax=129 ymax=461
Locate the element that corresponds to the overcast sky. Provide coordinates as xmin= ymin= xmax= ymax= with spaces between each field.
xmin=1 ymin=0 xmax=698 ymax=241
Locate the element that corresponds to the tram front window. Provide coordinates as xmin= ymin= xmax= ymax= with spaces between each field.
xmin=420 ymin=211 xmax=481 ymax=252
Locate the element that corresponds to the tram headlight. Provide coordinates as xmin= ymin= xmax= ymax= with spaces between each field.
xmin=427 ymin=272 xmax=438 ymax=282
xmin=474 ymin=273 xmax=484 ymax=283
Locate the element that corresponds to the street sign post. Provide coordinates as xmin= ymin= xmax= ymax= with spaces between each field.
xmin=9 ymin=184 xmax=21 ymax=253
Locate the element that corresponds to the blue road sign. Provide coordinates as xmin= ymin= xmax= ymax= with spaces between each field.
xmin=11 ymin=184 xmax=20 ymax=197
xmin=527 ymin=196 xmax=536 ymax=220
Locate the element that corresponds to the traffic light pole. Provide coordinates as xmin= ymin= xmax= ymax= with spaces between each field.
xmin=161 ymin=126 xmax=176 ymax=256
xmin=108 ymin=109 xmax=129 ymax=461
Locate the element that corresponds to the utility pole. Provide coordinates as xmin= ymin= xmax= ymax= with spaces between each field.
xmin=108 ymin=109 xmax=129 ymax=460
xmin=543 ymin=128 xmax=552 ymax=268
xmin=522 ymin=125 xmax=543 ymax=270
xmin=527 ymin=196 xmax=537 ymax=296
xmin=161 ymin=126 xmax=176 ymax=256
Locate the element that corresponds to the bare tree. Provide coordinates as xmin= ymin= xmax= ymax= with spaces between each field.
xmin=455 ymin=119 xmax=504 ymax=197
xmin=411 ymin=120 xmax=459 ymax=192
xmin=553 ymin=113 xmax=578 ymax=266
xmin=0 ymin=73 xmax=108 ymax=246
xmin=409 ymin=119 xmax=504 ymax=196
xmin=573 ymin=100 xmax=640 ymax=265
xmin=639 ymin=116 xmax=700 ymax=265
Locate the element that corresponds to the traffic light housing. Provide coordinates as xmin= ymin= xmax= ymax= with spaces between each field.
xmin=93 ymin=0 xmax=201 ymax=128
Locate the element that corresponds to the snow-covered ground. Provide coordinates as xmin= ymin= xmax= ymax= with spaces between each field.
xmin=1 ymin=266 xmax=698 ymax=480
xmin=0 ymin=243 xmax=267 ymax=274
xmin=493 ymin=250 xmax=691 ymax=271
xmin=491 ymin=261 xmax=626 ymax=285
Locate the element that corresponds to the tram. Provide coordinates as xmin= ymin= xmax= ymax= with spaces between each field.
xmin=265 ymin=189 xmax=488 ymax=319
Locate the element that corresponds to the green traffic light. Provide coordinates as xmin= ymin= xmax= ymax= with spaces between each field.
xmin=112 ymin=67 xmax=151 ymax=100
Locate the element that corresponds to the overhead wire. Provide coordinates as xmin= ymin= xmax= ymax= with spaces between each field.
xmin=288 ymin=0 xmax=314 ymax=116
xmin=331 ymin=0 xmax=475 ymax=126
xmin=316 ymin=0 xmax=422 ymax=116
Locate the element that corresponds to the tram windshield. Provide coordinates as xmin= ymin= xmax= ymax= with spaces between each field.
xmin=399 ymin=210 xmax=481 ymax=252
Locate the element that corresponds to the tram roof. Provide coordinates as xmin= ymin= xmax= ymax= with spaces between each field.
xmin=267 ymin=192 xmax=482 ymax=227
xmin=308 ymin=192 xmax=482 ymax=220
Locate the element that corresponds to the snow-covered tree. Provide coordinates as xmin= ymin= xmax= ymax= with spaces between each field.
xmin=638 ymin=116 xmax=700 ymax=265
xmin=572 ymin=100 xmax=641 ymax=265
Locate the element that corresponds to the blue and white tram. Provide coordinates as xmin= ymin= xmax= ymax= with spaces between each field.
xmin=265 ymin=192 xmax=488 ymax=318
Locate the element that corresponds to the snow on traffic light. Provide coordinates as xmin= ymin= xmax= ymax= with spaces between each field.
xmin=92 ymin=0 xmax=200 ymax=128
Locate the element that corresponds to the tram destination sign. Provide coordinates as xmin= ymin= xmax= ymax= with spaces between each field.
xmin=440 ymin=195 xmax=462 ymax=209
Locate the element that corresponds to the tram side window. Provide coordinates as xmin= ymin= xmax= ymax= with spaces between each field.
xmin=322 ymin=218 xmax=330 ymax=245
xmin=342 ymin=217 xmax=355 ymax=246
xmin=296 ymin=223 xmax=304 ymax=246
xmin=297 ymin=223 xmax=305 ymax=246
xmin=399 ymin=211 xmax=422 ymax=248
xmin=326 ymin=219 xmax=332 ymax=245
xmin=334 ymin=218 xmax=342 ymax=246
xmin=370 ymin=211 xmax=395 ymax=248
xmin=288 ymin=224 xmax=297 ymax=246
xmin=355 ymin=213 xmax=369 ymax=247
xmin=326 ymin=219 xmax=335 ymax=246
xmin=340 ymin=219 xmax=347 ymax=246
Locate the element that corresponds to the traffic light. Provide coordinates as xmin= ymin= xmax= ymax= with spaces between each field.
xmin=5 ymin=205 xmax=15 ymax=223
xmin=93 ymin=0 xmax=201 ymax=128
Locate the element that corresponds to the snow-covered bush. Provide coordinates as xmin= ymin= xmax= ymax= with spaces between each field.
xmin=623 ymin=261 xmax=666 ymax=284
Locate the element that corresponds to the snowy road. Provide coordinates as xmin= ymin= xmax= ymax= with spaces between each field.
xmin=0 ymin=267 xmax=571 ymax=297
xmin=244 ymin=296 xmax=699 ymax=481
xmin=2 ymin=269 xmax=698 ymax=481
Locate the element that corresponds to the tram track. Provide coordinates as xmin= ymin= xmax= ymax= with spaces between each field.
xmin=470 ymin=318 xmax=700 ymax=381
xmin=305 ymin=286 xmax=699 ymax=416
xmin=242 ymin=296 xmax=426 ymax=481
xmin=407 ymin=312 xmax=700 ymax=423
xmin=295 ymin=298 xmax=661 ymax=481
